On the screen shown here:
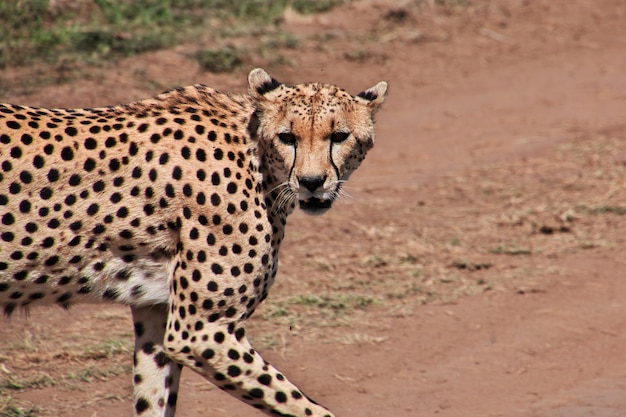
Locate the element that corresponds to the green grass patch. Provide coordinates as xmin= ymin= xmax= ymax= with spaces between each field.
xmin=0 ymin=375 xmax=56 ymax=392
xmin=192 ymin=46 xmax=245 ymax=73
xmin=577 ymin=205 xmax=626 ymax=215
xmin=79 ymin=339 xmax=133 ymax=360
xmin=292 ymin=0 xmax=346 ymax=14
xmin=0 ymin=0 xmax=348 ymax=70
xmin=262 ymin=293 xmax=378 ymax=321
xmin=289 ymin=293 xmax=378 ymax=311
xmin=66 ymin=364 xmax=130 ymax=384
xmin=0 ymin=396 xmax=39 ymax=417
xmin=490 ymin=245 xmax=532 ymax=256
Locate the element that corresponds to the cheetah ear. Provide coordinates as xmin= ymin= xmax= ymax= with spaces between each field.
xmin=355 ymin=81 xmax=388 ymax=112
xmin=248 ymin=68 xmax=283 ymax=101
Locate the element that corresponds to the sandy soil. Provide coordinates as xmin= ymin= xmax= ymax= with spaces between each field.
xmin=1 ymin=0 xmax=625 ymax=416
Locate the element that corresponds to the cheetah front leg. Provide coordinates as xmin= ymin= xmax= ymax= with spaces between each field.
xmin=131 ymin=304 xmax=183 ymax=417
xmin=164 ymin=297 xmax=334 ymax=416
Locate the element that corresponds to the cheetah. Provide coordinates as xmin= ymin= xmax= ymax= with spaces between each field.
xmin=0 ymin=68 xmax=387 ymax=417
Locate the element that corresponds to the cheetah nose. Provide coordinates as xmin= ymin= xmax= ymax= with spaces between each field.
xmin=298 ymin=175 xmax=326 ymax=192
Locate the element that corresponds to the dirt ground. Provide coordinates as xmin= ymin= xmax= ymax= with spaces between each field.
xmin=1 ymin=0 xmax=625 ymax=416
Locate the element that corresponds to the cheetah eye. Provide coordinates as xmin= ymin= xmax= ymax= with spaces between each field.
xmin=329 ymin=131 xmax=350 ymax=144
xmin=277 ymin=132 xmax=297 ymax=146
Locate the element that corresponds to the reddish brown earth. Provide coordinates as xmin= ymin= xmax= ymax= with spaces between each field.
xmin=1 ymin=1 xmax=625 ymax=416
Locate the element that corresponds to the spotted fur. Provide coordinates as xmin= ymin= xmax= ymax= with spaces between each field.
xmin=0 ymin=68 xmax=387 ymax=417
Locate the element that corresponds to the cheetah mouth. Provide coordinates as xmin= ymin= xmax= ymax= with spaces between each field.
xmin=299 ymin=197 xmax=333 ymax=215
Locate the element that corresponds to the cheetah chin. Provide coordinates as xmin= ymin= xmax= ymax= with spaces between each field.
xmin=299 ymin=196 xmax=332 ymax=214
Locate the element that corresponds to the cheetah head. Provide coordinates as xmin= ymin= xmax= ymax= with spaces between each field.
xmin=248 ymin=68 xmax=387 ymax=215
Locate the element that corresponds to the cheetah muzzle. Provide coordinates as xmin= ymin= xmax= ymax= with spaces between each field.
xmin=0 ymin=68 xmax=387 ymax=417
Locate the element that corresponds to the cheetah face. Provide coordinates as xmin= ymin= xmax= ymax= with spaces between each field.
xmin=249 ymin=69 xmax=387 ymax=215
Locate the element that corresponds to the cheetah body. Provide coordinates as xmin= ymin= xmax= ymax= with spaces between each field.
xmin=0 ymin=69 xmax=387 ymax=417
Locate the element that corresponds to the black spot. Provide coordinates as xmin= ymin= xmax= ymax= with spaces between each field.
xmin=8 ymin=182 xmax=20 ymax=194
xmin=47 ymin=168 xmax=60 ymax=182
xmin=142 ymin=341 xmax=156 ymax=354
xmin=56 ymin=292 xmax=72 ymax=303
xmin=115 ymin=269 xmax=131 ymax=280
xmin=235 ymin=327 xmax=246 ymax=341
xmin=84 ymin=138 xmax=97 ymax=149
xmin=68 ymin=174 xmax=81 ymax=186
xmin=44 ymin=255 xmax=59 ymax=266
xmin=2 ymin=213 xmax=15 ymax=225
xmin=110 ymin=192 xmax=122 ymax=203
xmin=258 ymin=373 xmax=272 ymax=386
xmin=211 ymin=263 xmax=223 ymax=274
xmin=275 ymin=391 xmax=288 ymax=403
xmin=47 ymin=218 xmax=60 ymax=229
xmin=201 ymin=348 xmax=214 ymax=359
xmin=172 ymin=166 xmax=182 ymax=180
xmin=250 ymin=388 xmax=264 ymax=399
xmin=84 ymin=158 xmax=96 ymax=171
xmin=103 ymin=288 xmax=119 ymax=300
xmin=61 ymin=146 xmax=74 ymax=161
xmin=86 ymin=203 xmax=99 ymax=216
xmin=154 ymin=351 xmax=171 ymax=368
xmin=57 ymin=276 xmax=71 ymax=285
xmin=6 ymin=120 xmax=21 ymax=129
xmin=134 ymin=322 xmax=145 ymax=337
xmin=109 ymin=158 xmax=121 ymax=171
xmin=135 ymin=398 xmax=150 ymax=414
xmin=10 ymin=146 xmax=22 ymax=159
xmin=227 ymin=365 xmax=241 ymax=377
xmin=102 ymin=136 xmax=115 ymax=148
xmin=65 ymin=126 xmax=78 ymax=136
xmin=93 ymin=180 xmax=105 ymax=192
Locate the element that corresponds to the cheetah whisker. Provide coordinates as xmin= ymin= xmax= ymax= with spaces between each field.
xmin=265 ymin=181 xmax=290 ymax=196
xmin=271 ymin=184 xmax=296 ymax=214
